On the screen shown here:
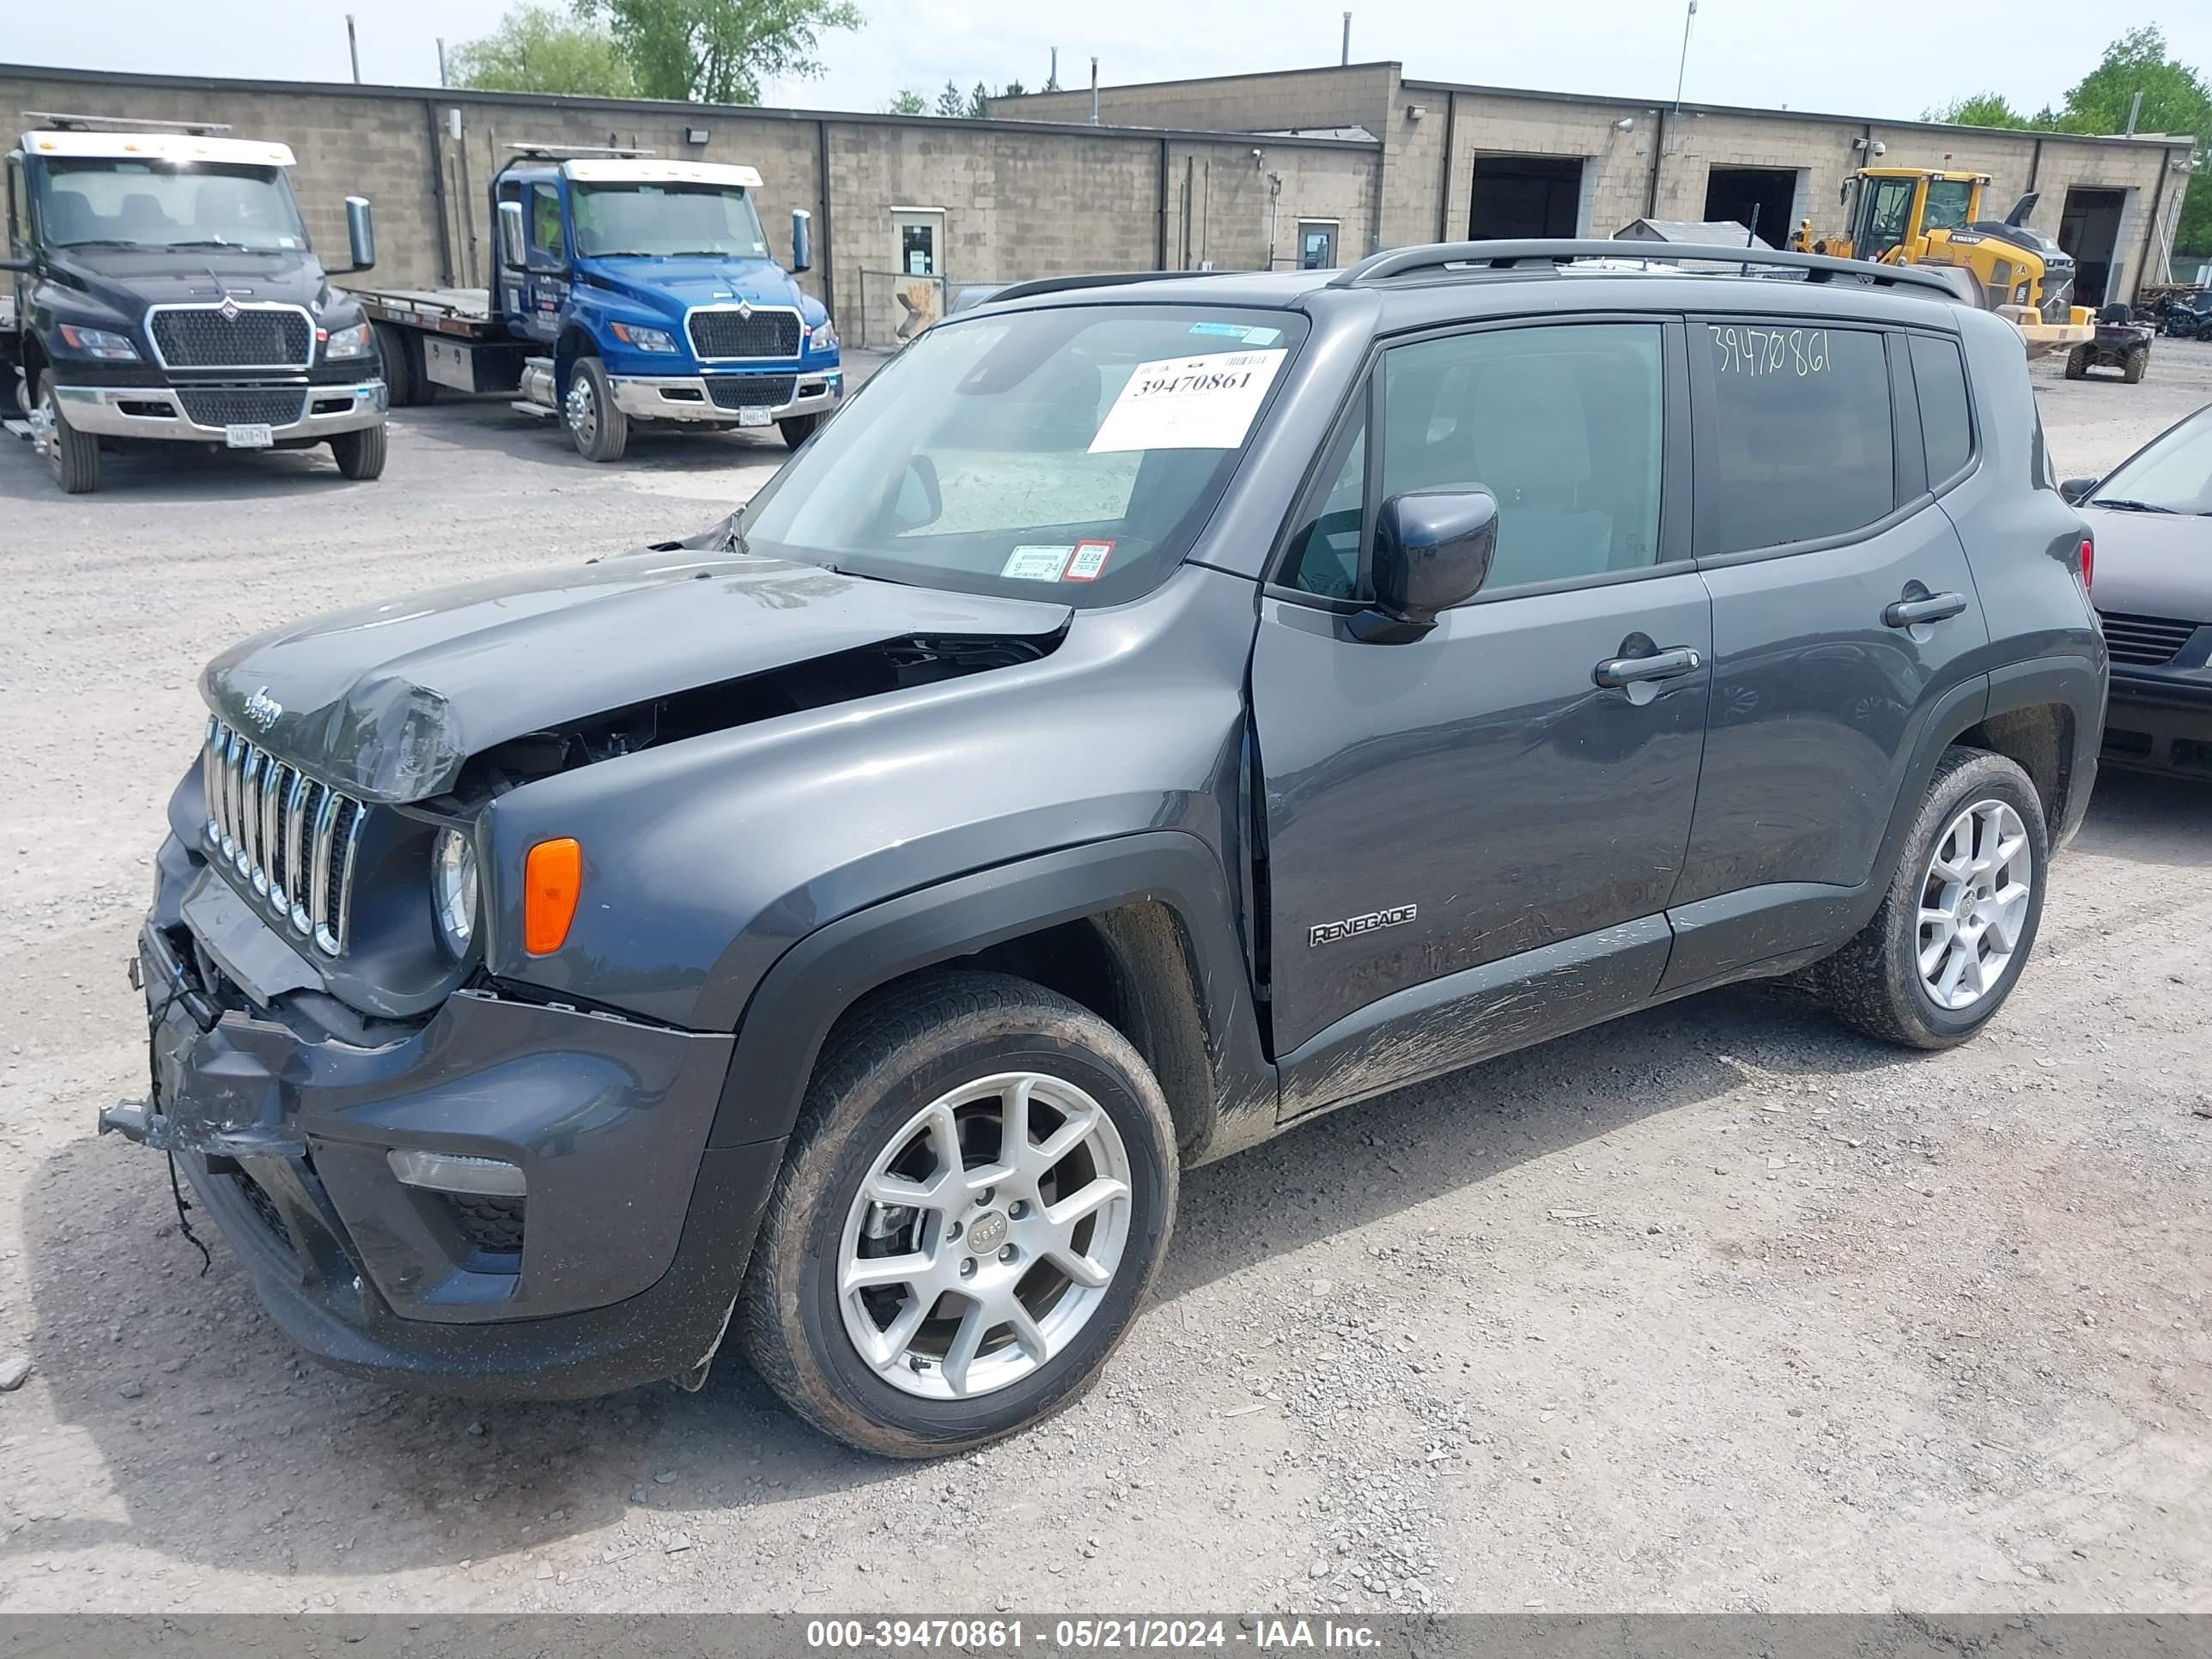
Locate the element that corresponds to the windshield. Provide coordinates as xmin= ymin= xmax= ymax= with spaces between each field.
xmin=572 ymin=182 xmax=769 ymax=258
xmin=1923 ymin=179 xmax=1975 ymax=231
xmin=2091 ymin=408 xmax=2212 ymax=514
xmin=734 ymin=306 xmax=1309 ymax=605
xmin=33 ymin=158 xmax=307 ymax=252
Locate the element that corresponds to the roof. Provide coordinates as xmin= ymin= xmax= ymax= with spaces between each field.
xmin=17 ymin=127 xmax=295 ymax=167
xmin=561 ymin=159 xmax=763 ymax=187
xmin=1615 ymin=219 xmax=1774 ymax=248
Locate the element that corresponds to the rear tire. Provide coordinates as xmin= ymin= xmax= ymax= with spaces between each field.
xmin=2063 ymin=345 xmax=2089 ymax=380
xmin=778 ymin=412 xmax=821 ymax=448
xmin=2121 ymin=344 xmax=2148 ymax=384
xmin=563 ymin=356 xmax=628 ymax=462
xmin=36 ymin=372 xmax=99 ymax=495
xmin=330 ymin=422 xmax=387 ymax=480
xmin=1816 ymin=749 xmax=2047 ymax=1050
xmin=373 ymin=322 xmax=415 ymax=407
xmin=738 ymin=970 xmax=1178 ymax=1459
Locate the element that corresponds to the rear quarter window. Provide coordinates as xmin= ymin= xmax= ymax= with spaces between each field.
xmin=1693 ymin=322 xmax=1895 ymax=555
xmin=1908 ymin=334 xmax=1973 ymax=487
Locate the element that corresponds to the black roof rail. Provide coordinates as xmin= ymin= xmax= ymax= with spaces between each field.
xmin=1330 ymin=239 xmax=1966 ymax=299
xmin=986 ymin=269 xmax=1235 ymax=304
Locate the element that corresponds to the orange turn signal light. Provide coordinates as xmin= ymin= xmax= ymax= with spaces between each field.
xmin=524 ymin=837 xmax=581 ymax=956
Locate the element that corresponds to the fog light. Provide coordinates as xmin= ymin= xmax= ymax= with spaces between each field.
xmin=386 ymin=1149 xmax=526 ymax=1196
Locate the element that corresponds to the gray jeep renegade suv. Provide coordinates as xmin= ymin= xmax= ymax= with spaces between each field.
xmin=112 ymin=240 xmax=2106 ymax=1457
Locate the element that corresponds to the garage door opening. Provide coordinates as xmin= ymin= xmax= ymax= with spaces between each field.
xmin=2058 ymin=187 xmax=2125 ymax=307
xmin=1704 ymin=165 xmax=1800 ymax=246
xmin=1468 ymin=155 xmax=1584 ymax=239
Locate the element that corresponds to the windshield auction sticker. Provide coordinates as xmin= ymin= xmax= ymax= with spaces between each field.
xmin=1089 ymin=349 xmax=1287 ymax=453
xmin=1001 ymin=545 xmax=1073 ymax=580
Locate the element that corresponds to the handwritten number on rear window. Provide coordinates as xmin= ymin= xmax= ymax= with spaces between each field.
xmin=1712 ymin=325 xmax=1831 ymax=379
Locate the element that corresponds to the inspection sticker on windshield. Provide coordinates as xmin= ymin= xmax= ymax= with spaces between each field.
xmin=1064 ymin=539 xmax=1114 ymax=582
xmin=1089 ymin=349 xmax=1287 ymax=453
xmin=1002 ymin=544 xmax=1073 ymax=580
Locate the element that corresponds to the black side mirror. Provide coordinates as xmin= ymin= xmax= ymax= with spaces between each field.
xmin=0 ymin=254 xmax=30 ymax=273
xmin=2059 ymin=477 xmax=2098 ymax=506
xmin=1351 ymin=488 xmax=1500 ymax=643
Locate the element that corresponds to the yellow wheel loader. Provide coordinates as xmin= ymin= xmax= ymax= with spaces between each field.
xmin=1790 ymin=168 xmax=2094 ymax=357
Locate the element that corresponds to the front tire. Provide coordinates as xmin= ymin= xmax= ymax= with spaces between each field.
xmin=1817 ymin=749 xmax=2048 ymax=1050
xmin=36 ymin=372 xmax=100 ymax=495
xmin=563 ymin=356 xmax=629 ymax=462
xmin=738 ymin=971 xmax=1178 ymax=1458
xmin=2063 ymin=345 xmax=2089 ymax=380
xmin=330 ymin=422 xmax=387 ymax=480
xmin=778 ymin=412 xmax=821 ymax=448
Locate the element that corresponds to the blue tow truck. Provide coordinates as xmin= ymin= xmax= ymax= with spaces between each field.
xmin=348 ymin=144 xmax=840 ymax=461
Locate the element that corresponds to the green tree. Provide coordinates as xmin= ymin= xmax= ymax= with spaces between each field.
xmin=448 ymin=4 xmax=639 ymax=97
xmin=1000 ymin=78 xmax=1025 ymax=99
xmin=2049 ymin=26 xmax=2209 ymax=255
xmin=887 ymin=88 xmax=926 ymax=115
xmin=935 ymin=79 xmax=964 ymax=118
xmin=1922 ymin=92 xmax=2030 ymax=128
xmin=575 ymin=0 xmax=864 ymax=104
xmin=965 ymin=81 xmax=990 ymax=118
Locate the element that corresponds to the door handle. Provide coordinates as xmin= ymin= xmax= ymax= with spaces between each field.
xmin=1593 ymin=646 xmax=1703 ymax=688
xmin=1883 ymin=590 xmax=1968 ymax=628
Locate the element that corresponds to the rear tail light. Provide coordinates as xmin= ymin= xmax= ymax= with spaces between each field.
xmin=2080 ymin=536 xmax=2094 ymax=592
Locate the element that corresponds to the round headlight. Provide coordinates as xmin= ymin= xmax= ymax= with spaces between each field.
xmin=432 ymin=827 xmax=479 ymax=955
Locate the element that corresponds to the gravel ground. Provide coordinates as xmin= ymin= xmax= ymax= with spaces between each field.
xmin=2 ymin=339 xmax=2209 ymax=1616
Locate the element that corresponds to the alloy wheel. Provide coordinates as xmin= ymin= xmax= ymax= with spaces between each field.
xmin=1917 ymin=798 xmax=2033 ymax=1010
xmin=563 ymin=376 xmax=599 ymax=447
xmin=837 ymin=1071 xmax=1133 ymax=1401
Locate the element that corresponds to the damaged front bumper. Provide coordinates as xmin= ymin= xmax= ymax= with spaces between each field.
xmin=104 ymin=858 xmax=782 ymax=1399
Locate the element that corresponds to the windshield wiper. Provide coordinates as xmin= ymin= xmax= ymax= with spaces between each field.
xmin=55 ymin=238 xmax=157 ymax=250
xmin=2091 ymin=498 xmax=2177 ymax=514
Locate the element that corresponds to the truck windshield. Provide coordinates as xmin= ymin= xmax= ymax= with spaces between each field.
xmin=32 ymin=158 xmax=307 ymax=252
xmin=572 ymin=183 xmax=769 ymax=258
xmin=733 ymin=305 xmax=1310 ymax=606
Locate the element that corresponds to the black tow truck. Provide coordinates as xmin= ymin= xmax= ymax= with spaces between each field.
xmin=3 ymin=111 xmax=386 ymax=493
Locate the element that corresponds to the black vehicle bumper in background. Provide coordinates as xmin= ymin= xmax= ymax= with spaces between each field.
xmin=2102 ymin=670 xmax=2212 ymax=780
xmin=106 ymin=850 xmax=782 ymax=1399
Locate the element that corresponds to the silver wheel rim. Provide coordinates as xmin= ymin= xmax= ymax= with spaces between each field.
xmin=564 ymin=375 xmax=598 ymax=446
xmin=837 ymin=1071 xmax=1134 ymax=1401
xmin=1917 ymin=797 xmax=2033 ymax=1011
xmin=34 ymin=381 xmax=61 ymax=477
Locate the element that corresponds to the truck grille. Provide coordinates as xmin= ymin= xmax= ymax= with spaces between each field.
xmin=687 ymin=307 xmax=801 ymax=360
xmin=2097 ymin=611 xmax=2201 ymax=667
xmin=150 ymin=305 xmax=314 ymax=370
xmin=177 ymin=386 xmax=308 ymax=428
xmin=707 ymin=374 xmax=796 ymax=410
xmin=201 ymin=719 xmax=367 ymax=956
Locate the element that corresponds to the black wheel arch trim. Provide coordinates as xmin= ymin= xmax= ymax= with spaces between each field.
xmin=702 ymin=830 xmax=1275 ymax=1162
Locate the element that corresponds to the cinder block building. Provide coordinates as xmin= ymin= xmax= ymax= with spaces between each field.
xmin=2 ymin=55 xmax=2191 ymax=344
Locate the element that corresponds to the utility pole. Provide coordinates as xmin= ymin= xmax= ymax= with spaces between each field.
xmin=1341 ymin=12 xmax=1351 ymax=66
xmin=345 ymin=14 xmax=362 ymax=84
xmin=1673 ymin=0 xmax=1696 ymax=115
xmin=2125 ymin=88 xmax=2142 ymax=136
xmin=1048 ymin=48 xmax=1059 ymax=92
xmin=436 ymin=37 xmax=448 ymax=88
xmin=1091 ymin=57 xmax=1099 ymax=125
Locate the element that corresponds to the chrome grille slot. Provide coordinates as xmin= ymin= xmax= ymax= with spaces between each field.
xmin=199 ymin=720 xmax=368 ymax=956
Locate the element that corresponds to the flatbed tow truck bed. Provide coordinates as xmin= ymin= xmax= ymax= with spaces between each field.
xmin=343 ymin=287 xmax=506 ymax=341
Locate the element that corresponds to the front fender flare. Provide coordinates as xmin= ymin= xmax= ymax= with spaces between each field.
xmin=702 ymin=831 xmax=1274 ymax=1159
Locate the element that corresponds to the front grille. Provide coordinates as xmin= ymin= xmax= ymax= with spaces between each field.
xmin=150 ymin=306 xmax=313 ymax=369
xmin=201 ymin=719 xmax=367 ymax=956
xmin=445 ymin=1194 xmax=526 ymax=1257
xmin=2097 ymin=610 xmax=2201 ymax=667
xmin=687 ymin=307 xmax=801 ymax=359
xmin=177 ymin=386 xmax=307 ymax=428
xmin=706 ymin=374 xmax=796 ymax=410
xmin=234 ymin=1174 xmax=289 ymax=1243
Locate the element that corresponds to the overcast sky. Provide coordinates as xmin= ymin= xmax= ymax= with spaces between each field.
xmin=8 ymin=1 xmax=2209 ymax=131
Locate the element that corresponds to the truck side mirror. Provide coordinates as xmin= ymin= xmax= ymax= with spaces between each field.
xmin=498 ymin=200 xmax=527 ymax=271
xmin=343 ymin=197 xmax=376 ymax=273
xmin=791 ymin=208 xmax=813 ymax=274
xmin=1350 ymin=488 xmax=1499 ymax=644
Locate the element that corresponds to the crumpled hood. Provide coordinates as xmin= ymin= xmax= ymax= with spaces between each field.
xmin=200 ymin=553 xmax=1070 ymax=803
xmin=584 ymin=255 xmax=809 ymax=317
xmin=2082 ymin=507 xmax=2212 ymax=623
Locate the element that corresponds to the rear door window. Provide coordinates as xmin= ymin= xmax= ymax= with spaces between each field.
xmin=1907 ymin=333 xmax=1973 ymax=487
xmin=1693 ymin=322 xmax=1896 ymax=555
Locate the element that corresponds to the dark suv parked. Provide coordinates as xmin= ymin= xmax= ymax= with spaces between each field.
xmin=112 ymin=240 xmax=2106 ymax=1457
